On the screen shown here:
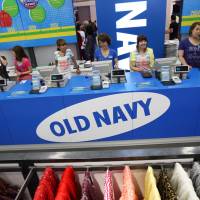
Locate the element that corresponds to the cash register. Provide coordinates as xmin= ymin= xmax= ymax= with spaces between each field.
xmin=50 ymin=67 xmax=69 ymax=87
xmin=37 ymin=66 xmax=69 ymax=88
xmin=51 ymin=73 xmax=68 ymax=87
xmin=172 ymin=65 xmax=189 ymax=83
xmin=111 ymin=69 xmax=126 ymax=83
xmin=0 ymin=77 xmax=15 ymax=92
xmin=0 ymin=64 xmax=15 ymax=92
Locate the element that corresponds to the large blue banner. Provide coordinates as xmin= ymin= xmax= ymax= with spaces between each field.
xmin=0 ymin=0 xmax=76 ymax=49
xmin=1 ymin=69 xmax=200 ymax=145
xmin=96 ymin=0 xmax=167 ymax=69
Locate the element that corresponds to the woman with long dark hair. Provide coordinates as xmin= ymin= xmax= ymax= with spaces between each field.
xmin=12 ymin=46 xmax=32 ymax=81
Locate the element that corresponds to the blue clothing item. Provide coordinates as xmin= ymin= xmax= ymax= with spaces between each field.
xmin=179 ymin=38 xmax=200 ymax=67
xmin=95 ymin=48 xmax=117 ymax=68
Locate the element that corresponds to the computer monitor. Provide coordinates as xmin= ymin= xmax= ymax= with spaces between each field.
xmin=92 ymin=60 xmax=112 ymax=76
xmin=155 ymin=57 xmax=177 ymax=67
xmin=111 ymin=69 xmax=125 ymax=77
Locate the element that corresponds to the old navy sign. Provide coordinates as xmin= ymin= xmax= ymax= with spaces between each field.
xmin=36 ymin=92 xmax=170 ymax=142
xmin=96 ymin=0 xmax=167 ymax=69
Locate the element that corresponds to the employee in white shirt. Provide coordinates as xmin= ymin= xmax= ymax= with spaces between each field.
xmin=55 ymin=39 xmax=80 ymax=78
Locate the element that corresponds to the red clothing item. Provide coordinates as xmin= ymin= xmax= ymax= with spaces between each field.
xmin=55 ymin=166 xmax=77 ymax=200
xmin=33 ymin=167 xmax=59 ymax=200
xmin=15 ymin=57 xmax=32 ymax=81
xmin=33 ymin=184 xmax=50 ymax=200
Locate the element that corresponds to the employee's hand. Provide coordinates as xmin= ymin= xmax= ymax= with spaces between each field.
xmin=135 ymin=67 xmax=143 ymax=72
xmin=16 ymin=71 xmax=21 ymax=76
xmin=114 ymin=64 xmax=119 ymax=69
xmin=76 ymin=68 xmax=81 ymax=74
xmin=59 ymin=52 xmax=65 ymax=57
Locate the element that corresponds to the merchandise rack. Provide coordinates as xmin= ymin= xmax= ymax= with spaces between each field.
xmin=0 ymin=140 xmax=200 ymax=199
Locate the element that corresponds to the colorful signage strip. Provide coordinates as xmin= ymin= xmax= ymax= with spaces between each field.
xmin=0 ymin=26 xmax=76 ymax=42
xmin=181 ymin=0 xmax=200 ymax=34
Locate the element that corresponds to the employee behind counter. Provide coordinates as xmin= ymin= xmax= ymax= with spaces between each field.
xmin=12 ymin=46 xmax=32 ymax=81
xmin=55 ymin=39 xmax=80 ymax=77
xmin=178 ymin=22 xmax=200 ymax=69
xmin=130 ymin=35 xmax=155 ymax=73
xmin=95 ymin=33 xmax=118 ymax=69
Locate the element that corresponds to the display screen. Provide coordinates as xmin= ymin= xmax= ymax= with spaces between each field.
xmin=112 ymin=70 xmax=125 ymax=76
xmin=175 ymin=65 xmax=189 ymax=72
xmin=51 ymin=75 xmax=63 ymax=81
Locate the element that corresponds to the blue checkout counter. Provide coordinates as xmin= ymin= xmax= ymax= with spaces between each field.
xmin=0 ymin=69 xmax=200 ymax=146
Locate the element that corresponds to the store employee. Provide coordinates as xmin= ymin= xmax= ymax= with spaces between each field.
xmin=130 ymin=35 xmax=154 ymax=72
xmin=95 ymin=33 xmax=118 ymax=68
xmin=55 ymin=39 xmax=80 ymax=77
xmin=12 ymin=46 xmax=32 ymax=81
xmin=178 ymin=22 xmax=200 ymax=68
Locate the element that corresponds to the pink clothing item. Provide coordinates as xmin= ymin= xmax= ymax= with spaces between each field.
xmin=104 ymin=169 xmax=115 ymax=200
xmin=15 ymin=57 xmax=32 ymax=81
xmin=120 ymin=166 xmax=138 ymax=200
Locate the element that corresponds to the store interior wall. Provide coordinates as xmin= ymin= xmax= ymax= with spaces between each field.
xmin=0 ymin=44 xmax=78 ymax=68
xmin=34 ymin=44 xmax=78 ymax=67
xmin=76 ymin=6 xmax=91 ymax=22
xmin=74 ymin=0 xmax=96 ymax=22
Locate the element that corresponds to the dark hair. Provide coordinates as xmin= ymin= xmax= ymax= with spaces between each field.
xmin=12 ymin=46 xmax=28 ymax=62
xmin=98 ymin=33 xmax=111 ymax=45
xmin=76 ymin=23 xmax=81 ymax=31
xmin=85 ymin=24 xmax=94 ymax=36
xmin=171 ymin=14 xmax=176 ymax=21
xmin=56 ymin=39 xmax=67 ymax=50
xmin=56 ymin=39 xmax=67 ymax=46
xmin=189 ymin=22 xmax=200 ymax=36
xmin=136 ymin=35 xmax=148 ymax=51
